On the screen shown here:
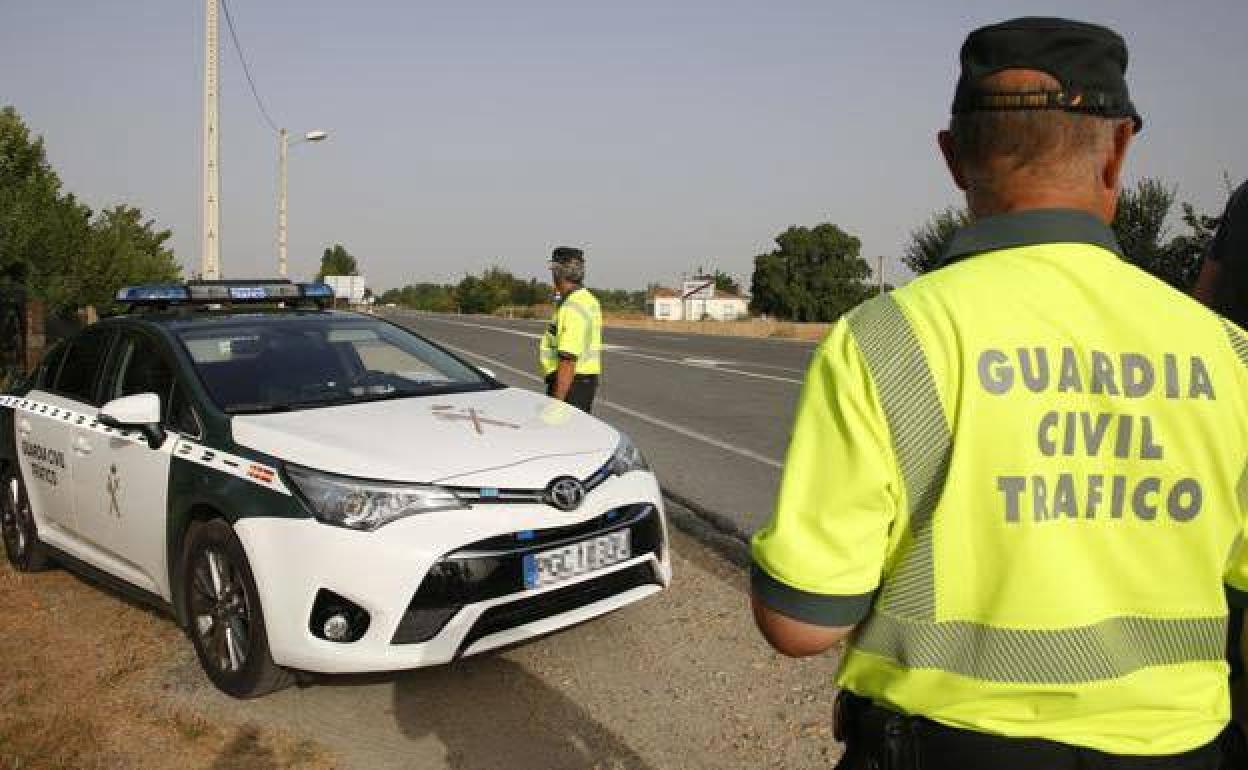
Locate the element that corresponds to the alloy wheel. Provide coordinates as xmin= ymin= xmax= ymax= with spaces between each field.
xmin=189 ymin=547 xmax=253 ymax=674
xmin=1 ymin=476 xmax=28 ymax=561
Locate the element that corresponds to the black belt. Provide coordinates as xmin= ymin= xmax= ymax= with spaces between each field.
xmin=833 ymin=690 xmax=1231 ymax=769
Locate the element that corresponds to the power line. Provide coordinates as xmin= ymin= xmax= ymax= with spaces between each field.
xmin=219 ymin=0 xmax=280 ymax=133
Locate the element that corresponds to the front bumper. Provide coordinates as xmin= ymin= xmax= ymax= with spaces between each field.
xmin=235 ymin=470 xmax=671 ymax=673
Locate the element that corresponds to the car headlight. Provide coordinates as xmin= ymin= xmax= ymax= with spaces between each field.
xmin=608 ymin=434 xmax=650 ymax=476
xmin=287 ymin=465 xmax=467 ymax=531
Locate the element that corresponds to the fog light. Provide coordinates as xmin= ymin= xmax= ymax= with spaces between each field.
xmin=309 ymin=589 xmax=370 ymax=643
xmin=323 ymin=613 xmax=351 ymax=642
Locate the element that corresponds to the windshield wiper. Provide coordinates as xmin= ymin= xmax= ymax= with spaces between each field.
xmin=226 ymin=403 xmax=295 ymax=415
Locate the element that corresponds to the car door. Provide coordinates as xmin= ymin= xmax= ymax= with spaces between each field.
xmin=70 ymin=329 xmax=192 ymax=599
xmin=16 ymin=329 xmax=113 ymax=545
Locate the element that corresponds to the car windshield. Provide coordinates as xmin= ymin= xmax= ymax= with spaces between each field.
xmin=174 ymin=315 xmax=496 ymax=414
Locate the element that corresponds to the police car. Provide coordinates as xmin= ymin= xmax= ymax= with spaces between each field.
xmin=0 ymin=280 xmax=670 ymax=698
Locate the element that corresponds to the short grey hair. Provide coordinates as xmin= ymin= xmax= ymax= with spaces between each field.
xmin=553 ymin=260 xmax=585 ymax=284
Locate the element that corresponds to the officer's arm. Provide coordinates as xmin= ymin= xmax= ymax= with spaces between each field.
xmin=752 ymin=597 xmax=853 ymax=657
xmin=749 ymin=319 xmax=897 ymax=659
xmin=553 ymin=354 xmax=577 ymax=401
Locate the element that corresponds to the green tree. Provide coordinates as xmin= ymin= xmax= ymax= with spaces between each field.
xmin=317 ymin=243 xmax=358 ymax=279
xmin=902 ymin=206 xmax=970 ymax=275
xmin=0 ymin=106 xmax=180 ymax=315
xmin=711 ymin=270 xmax=741 ymax=296
xmin=87 ymin=205 xmax=180 ymax=309
xmin=749 ymin=223 xmax=874 ymax=321
xmin=903 ymin=178 xmax=1219 ymax=291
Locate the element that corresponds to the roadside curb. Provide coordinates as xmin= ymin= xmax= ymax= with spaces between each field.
xmin=661 ymin=488 xmax=750 ymax=568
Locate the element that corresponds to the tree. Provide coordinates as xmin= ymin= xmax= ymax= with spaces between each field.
xmin=903 ymin=178 xmax=1219 ymax=291
xmin=317 ymin=243 xmax=358 ymax=279
xmin=749 ymin=223 xmax=874 ymax=322
xmin=86 ymin=205 xmax=180 ymax=309
xmin=902 ymin=207 xmax=970 ymax=275
xmin=0 ymin=106 xmax=180 ymax=315
xmin=711 ymin=270 xmax=741 ymax=296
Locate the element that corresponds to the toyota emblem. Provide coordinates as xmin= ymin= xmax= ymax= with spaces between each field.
xmin=545 ymin=477 xmax=586 ymax=512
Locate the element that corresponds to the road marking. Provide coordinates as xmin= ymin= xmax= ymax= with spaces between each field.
xmin=435 ymin=343 xmax=785 ymax=470
xmin=418 ymin=316 xmax=630 ymax=351
xmin=417 ymin=316 xmax=802 ymax=385
xmin=611 ymin=349 xmax=803 ymax=384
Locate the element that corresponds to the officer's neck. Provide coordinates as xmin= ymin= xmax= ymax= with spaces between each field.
xmin=967 ymin=188 xmax=1114 ymax=224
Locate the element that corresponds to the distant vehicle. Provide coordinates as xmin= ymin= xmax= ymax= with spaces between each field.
xmin=383 ymin=302 xmax=398 ymax=308
xmin=1 ymin=280 xmax=670 ymax=698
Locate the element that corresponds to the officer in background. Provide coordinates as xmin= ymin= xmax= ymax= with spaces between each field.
xmin=1193 ymin=180 xmax=1248 ymax=759
xmin=1194 ymin=182 xmax=1248 ymax=327
xmin=750 ymin=17 xmax=1248 ymax=769
xmin=540 ymin=247 xmax=603 ymax=413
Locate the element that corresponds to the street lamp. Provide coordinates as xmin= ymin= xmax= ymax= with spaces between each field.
xmin=278 ymin=128 xmax=329 ymax=278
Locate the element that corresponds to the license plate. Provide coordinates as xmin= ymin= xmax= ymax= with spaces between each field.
xmin=524 ymin=530 xmax=631 ymax=589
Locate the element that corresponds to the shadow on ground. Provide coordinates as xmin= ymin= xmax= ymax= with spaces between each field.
xmin=392 ymin=654 xmax=653 ymax=770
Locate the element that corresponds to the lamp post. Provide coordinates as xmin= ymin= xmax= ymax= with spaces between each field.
xmin=277 ymin=128 xmax=328 ymax=278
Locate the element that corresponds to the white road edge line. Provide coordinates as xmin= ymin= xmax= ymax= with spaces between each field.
xmin=419 ymin=315 xmax=803 ymax=385
xmin=438 ymin=342 xmax=785 ymax=470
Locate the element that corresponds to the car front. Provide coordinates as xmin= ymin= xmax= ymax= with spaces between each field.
xmin=169 ymin=311 xmax=670 ymax=674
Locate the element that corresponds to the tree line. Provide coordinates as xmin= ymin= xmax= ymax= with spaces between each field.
xmin=378 ymin=267 xmax=648 ymax=315
xmin=902 ymin=177 xmax=1226 ymax=288
xmin=0 ymin=106 xmax=180 ymax=316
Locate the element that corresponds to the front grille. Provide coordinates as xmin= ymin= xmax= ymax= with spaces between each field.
xmin=391 ymin=504 xmax=662 ymax=645
xmin=456 ymin=562 xmax=659 ymax=656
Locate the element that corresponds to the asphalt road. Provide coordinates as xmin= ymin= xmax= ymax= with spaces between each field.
xmin=383 ymin=311 xmax=821 ymax=541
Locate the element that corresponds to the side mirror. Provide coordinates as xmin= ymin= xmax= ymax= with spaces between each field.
xmin=478 ymin=367 xmax=497 ymax=380
xmin=99 ymin=393 xmax=166 ymax=449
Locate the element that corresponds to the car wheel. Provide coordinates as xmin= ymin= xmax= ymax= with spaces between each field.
xmin=182 ymin=519 xmax=292 ymax=698
xmin=1 ymin=468 xmax=50 ymax=572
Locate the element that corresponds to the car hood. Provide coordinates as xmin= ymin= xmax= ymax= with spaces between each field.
xmin=230 ymin=387 xmax=619 ymax=485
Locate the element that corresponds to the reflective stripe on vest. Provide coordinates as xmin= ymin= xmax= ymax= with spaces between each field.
xmin=846 ymin=294 xmax=1226 ymax=685
xmin=561 ymin=297 xmax=602 ymax=363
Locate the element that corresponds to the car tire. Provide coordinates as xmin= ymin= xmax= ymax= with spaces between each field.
xmin=1 ymin=467 xmax=51 ymax=572
xmin=181 ymin=519 xmax=293 ymax=698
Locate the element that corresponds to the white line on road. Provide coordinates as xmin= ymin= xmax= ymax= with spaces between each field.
xmin=420 ymin=315 xmax=802 ymax=385
xmin=438 ymin=342 xmax=785 ymax=470
xmin=418 ymin=316 xmax=630 ymax=350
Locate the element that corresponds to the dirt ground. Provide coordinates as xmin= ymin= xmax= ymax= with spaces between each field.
xmin=1 ymin=526 xmax=846 ymax=770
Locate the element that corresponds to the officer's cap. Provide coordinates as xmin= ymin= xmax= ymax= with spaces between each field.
xmin=953 ymin=17 xmax=1142 ymax=133
xmin=548 ymin=246 xmax=584 ymax=266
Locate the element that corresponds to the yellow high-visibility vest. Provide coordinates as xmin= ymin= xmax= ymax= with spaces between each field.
xmin=539 ymin=287 xmax=603 ymax=377
xmin=752 ymin=209 xmax=1248 ymax=756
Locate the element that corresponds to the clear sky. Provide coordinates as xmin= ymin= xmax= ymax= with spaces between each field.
xmin=2 ymin=1 xmax=1245 ymax=291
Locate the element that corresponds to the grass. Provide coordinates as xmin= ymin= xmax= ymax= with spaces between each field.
xmin=599 ymin=315 xmax=830 ymax=341
xmin=0 ymin=563 xmax=338 ymax=770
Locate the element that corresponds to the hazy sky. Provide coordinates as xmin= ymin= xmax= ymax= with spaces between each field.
xmin=2 ymin=1 xmax=1245 ymax=291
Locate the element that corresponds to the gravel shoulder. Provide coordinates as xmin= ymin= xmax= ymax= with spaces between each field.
xmin=3 ymin=514 xmax=846 ymax=769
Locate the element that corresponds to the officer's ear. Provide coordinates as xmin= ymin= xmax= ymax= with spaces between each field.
xmin=1100 ymin=118 xmax=1134 ymax=196
xmin=938 ymin=130 xmax=970 ymax=192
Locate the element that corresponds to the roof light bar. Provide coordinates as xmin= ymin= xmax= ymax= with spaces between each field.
xmin=115 ymin=279 xmax=336 ymax=307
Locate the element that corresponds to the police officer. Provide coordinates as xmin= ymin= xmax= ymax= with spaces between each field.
xmin=1194 ymin=182 xmax=1248 ymax=327
xmin=750 ymin=17 xmax=1248 ymax=769
xmin=1193 ymin=181 xmax=1248 ymax=761
xmin=540 ymin=247 xmax=603 ymax=413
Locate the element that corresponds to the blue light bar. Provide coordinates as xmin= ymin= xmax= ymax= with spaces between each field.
xmin=116 ymin=280 xmax=335 ymax=307
xmin=116 ymin=285 xmax=191 ymax=303
xmin=299 ymin=283 xmax=335 ymax=299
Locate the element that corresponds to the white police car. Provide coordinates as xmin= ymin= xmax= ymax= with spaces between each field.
xmin=0 ymin=280 xmax=670 ymax=697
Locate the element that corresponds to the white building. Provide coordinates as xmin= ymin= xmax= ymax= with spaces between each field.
xmin=650 ymin=279 xmax=749 ymax=321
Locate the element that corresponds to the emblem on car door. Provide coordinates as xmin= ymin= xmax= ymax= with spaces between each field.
xmin=545 ymin=476 xmax=586 ymax=512
xmin=106 ymin=464 xmax=122 ymax=518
